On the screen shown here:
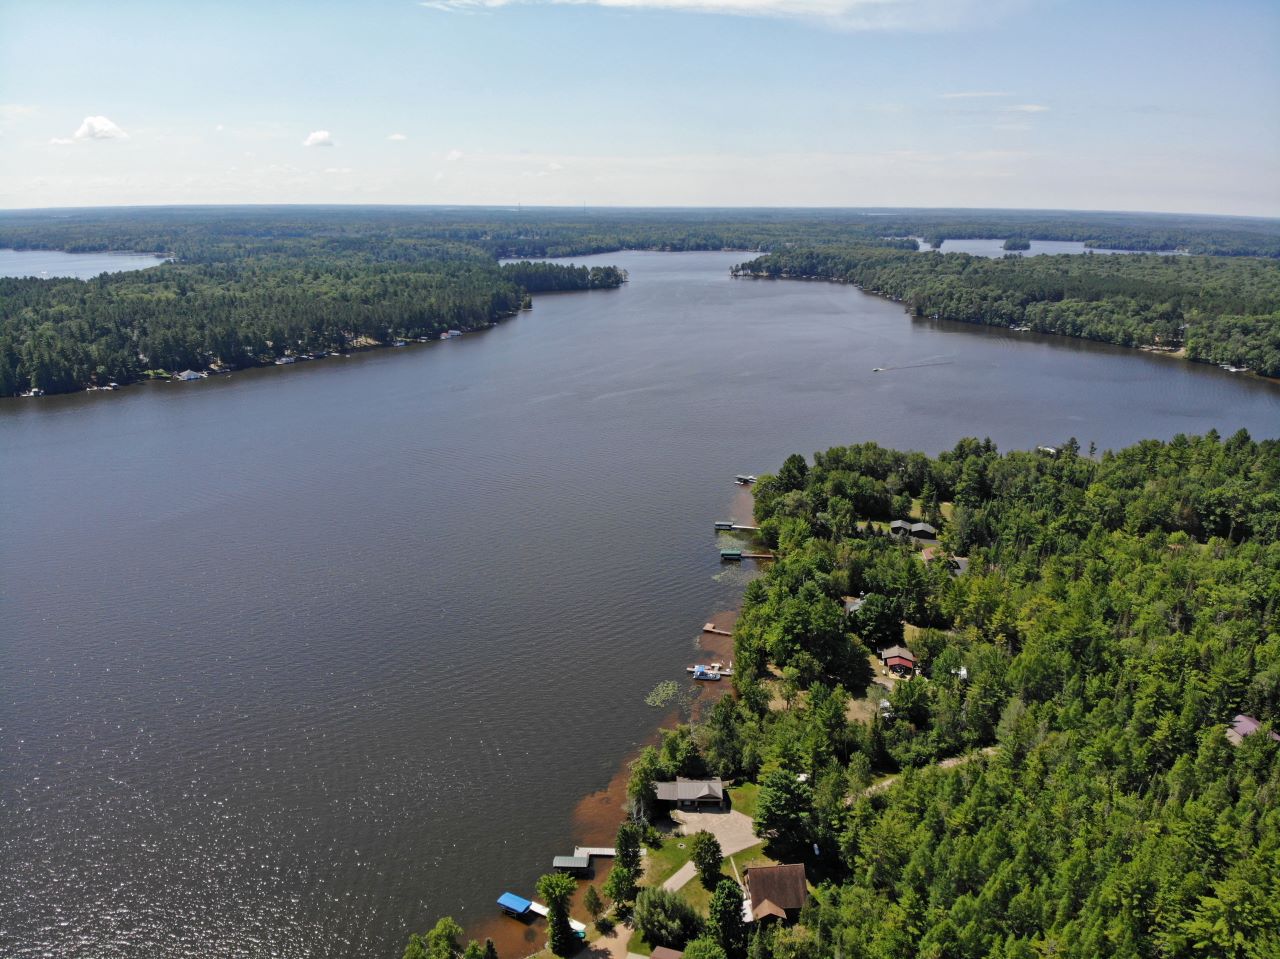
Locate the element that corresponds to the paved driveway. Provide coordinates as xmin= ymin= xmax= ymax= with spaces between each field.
xmin=670 ymin=808 xmax=759 ymax=856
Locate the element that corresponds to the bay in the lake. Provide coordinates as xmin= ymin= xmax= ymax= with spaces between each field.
xmin=0 ymin=248 xmax=169 ymax=279
xmin=1 ymin=251 xmax=1276 ymax=959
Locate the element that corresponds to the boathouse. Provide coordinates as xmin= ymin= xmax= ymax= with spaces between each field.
xmin=745 ymin=863 xmax=808 ymax=922
xmin=497 ymin=892 xmax=532 ymax=918
xmin=720 ymin=549 xmax=743 ymax=561
xmin=174 ymin=369 xmax=203 ymax=381
xmin=552 ymin=855 xmax=591 ymax=876
xmin=654 ymin=777 xmax=725 ymax=809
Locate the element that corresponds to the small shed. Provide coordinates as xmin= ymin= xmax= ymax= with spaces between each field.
xmin=552 ymin=855 xmax=591 ymax=875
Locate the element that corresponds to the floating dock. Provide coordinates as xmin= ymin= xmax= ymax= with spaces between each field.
xmin=702 ymin=623 xmax=733 ymax=636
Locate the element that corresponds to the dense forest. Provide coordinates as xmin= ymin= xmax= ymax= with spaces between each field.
xmin=2 ymin=206 xmax=1278 ymax=260
xmin=735 ymin=246 xmax=1280 ymax=377
xmin=0 ymin=236 xmax=624 ymax=395
xmin=611 ymin=433 xmax=1278 ymax=959
xmin=4 ymin=206 xmax=1279 ymax=397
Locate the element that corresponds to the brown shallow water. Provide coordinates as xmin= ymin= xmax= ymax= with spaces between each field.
xmin=2 ymin=251 xmax=1278 ymax=959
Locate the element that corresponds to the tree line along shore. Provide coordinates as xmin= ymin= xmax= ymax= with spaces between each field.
xmin=405 ymin=433 xmax=1280 ymax=959
xmin=1 ymin=207 xmax=1277 ymax=397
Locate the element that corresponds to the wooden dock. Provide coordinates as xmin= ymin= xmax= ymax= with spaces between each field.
xmin=702 ymin=623 xmax=733 ymax=636
xmin=573 ymin=846 xmax=616 ymax=858
xmin=741 ymin=552 xmax=773 ymax=560
xmin=528 ymin=902 xmax=587 ymax=935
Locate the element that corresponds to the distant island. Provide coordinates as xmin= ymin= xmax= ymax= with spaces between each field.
xmin=1002 ymin=237 xmax=1031 ymax=251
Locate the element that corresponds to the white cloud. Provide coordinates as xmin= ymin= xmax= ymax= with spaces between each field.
xmin=445 ymin=148 xmax=464 ymax=161
xmin=388 ymin=132 xmax=408 ymax=141
xmin=1006 ymin=103 xmax=1049 ymax=113
xmin=420 ymin=0 xmax=1025 ymax=31
xmin=215 ymin=124 xmax=225 ymax=132
xmin=64 ymin=115 xmax=129 ymax=141
xmin=303 ymin=129 xmax=334 ymax=147
xmin=940 ymin=91 xmax=1011 ymax=99
xmin=49 ymin=137 xmax=75 ymax=146
xmin=324 ymin=167 xmax=354 ymax=174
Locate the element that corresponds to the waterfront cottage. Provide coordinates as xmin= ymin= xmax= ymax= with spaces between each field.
xmin=654 ymin=777 xmax=726 ymax=809
xmin=745 ymin=863 xmax=808 ymax=922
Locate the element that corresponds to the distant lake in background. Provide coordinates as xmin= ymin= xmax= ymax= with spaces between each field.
xmin=913 ymin=237 xmax=1176 ymax=257
xmin=0 ymin=248 xmax=169 ymax=279
xmin=2 ymin=252 xmax=1277 ymax=959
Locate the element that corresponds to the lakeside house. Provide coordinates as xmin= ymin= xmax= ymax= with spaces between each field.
xmin=879 ymin=644 xmax=917 ymax=676
xmin=889 ymin=520 xmax=938 ymax=539
xmin=174 ymin=369 xmax=203 ymax=381
xmin=654 ymin=777 xmax=726 ymax=809
xmin=1225 ymin=714 xmax=1280 ymax=746
xmin=744 ymin=863 xmax=809 ymax=922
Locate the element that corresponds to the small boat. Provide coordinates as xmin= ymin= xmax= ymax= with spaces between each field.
xmin=872 ymin=367 xmax=884 ymax=372
xmin=275 ymin=356 xmax=296 ymax=365
xmin=392 ymin=340 xmax=407 ymax=347
xmin=687 ymin=661 xmax=733 ymax=678
xmin=734 ymin=474 xmax=757 ymax=484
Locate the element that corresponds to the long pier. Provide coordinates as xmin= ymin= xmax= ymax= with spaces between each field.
xmin=527 ymin=902 xmax=587 ymax=935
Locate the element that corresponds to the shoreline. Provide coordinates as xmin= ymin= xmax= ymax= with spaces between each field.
xmin=731 ymin=272 xmax=1280 ymax=386
xmin=463 ymin=488 xmax=757 ymax=958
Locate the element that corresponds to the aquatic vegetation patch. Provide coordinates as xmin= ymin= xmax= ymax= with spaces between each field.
xmin=645 ymin=680 xmax=679 ymax=707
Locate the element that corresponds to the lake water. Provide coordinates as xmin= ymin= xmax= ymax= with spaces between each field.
xmin=914 ymin=237 xmax=1167 ymax=257
xmin=0 ymin=248 xmax=169 ymax=279
xmin=2 ymin=251 xmax=1277 ymax=959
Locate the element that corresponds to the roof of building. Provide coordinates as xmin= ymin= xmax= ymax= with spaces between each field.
xmin=1227 ymin=714 xmax=1280 ymax=744
xmin=553 ymin=855 xmax=590 ymax=870
xmin=651 ymin=948 xmax=685 ymax=959
xmin=885 ymin=656 xmax=915 ymax=669
xmin=889 ymin=519 xmax=911 ymax=530
xmin=842 ymin=595 xmax=865 ymax=613
xmin=880 ymin=645 xmax=916 ymax=663
xmin=746 ymin=863 xmax=808 ymax=917
xmin=497 ymin=892 xmax=532 ymax=914
xmin=654 ymin=777 xmax=725 ymax=802
xmin=910 ymin=522 xmax=937 ymax=535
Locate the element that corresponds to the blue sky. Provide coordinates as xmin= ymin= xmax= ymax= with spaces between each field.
xmin=1 ymin=0 xmax=1277 ymax=214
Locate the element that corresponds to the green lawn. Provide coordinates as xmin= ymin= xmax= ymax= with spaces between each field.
xmin=728 ymin=782 xmax=760 ymax=819
xmin=627 ymin=927 xmax=653 ymax=955
xmin=641 ymin=835 xmax=694 ymax=887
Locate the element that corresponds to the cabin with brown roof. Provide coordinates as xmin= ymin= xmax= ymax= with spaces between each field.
xmin=654 ymin=777 xmax=726 ymax=808
xmin=744 ymin=863 xmax=808 ymax=923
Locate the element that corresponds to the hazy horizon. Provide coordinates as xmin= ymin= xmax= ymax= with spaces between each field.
xmin=2 ymin=0 xmax=1277 ymax=216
